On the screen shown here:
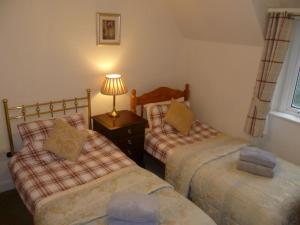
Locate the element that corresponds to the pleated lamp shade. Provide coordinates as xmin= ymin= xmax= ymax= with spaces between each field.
xmin=101 ymin=74 xmax=127 ymax=96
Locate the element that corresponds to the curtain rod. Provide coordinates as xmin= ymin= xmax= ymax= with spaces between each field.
xmin=268 ymin=8 xmax=300 ymax=17
xmin=268 ymin=8 xmax=300 ymax=13
xmin=289 ymin=13 xmax=300 ymax=18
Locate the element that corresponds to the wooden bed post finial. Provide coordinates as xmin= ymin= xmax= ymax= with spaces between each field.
xmin=184 ymin=84 xmax=190 ymax=101
xmin=131 ymin=89 xmax=137 ymax=113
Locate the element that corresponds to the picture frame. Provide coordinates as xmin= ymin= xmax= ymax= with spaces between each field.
xmin=96 ymin=13 xmax=121 ymax=45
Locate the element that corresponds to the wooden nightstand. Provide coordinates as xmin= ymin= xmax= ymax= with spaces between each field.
xmin=92 ymin=110 xmax=147 ymax=167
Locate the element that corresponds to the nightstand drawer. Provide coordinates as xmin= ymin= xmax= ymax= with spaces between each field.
xmin=114 ymin=135 xmax=144 ymax=149
xmin=122 ymin=147 xmax=143 ymax=166
xmin=110 ymin=125 xmax=145 ymax=139
xmin=92 ymin=110 xmax=147 ymax=167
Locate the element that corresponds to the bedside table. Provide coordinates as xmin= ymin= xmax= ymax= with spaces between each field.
xmin=92 ymin=110 xmax=147 ymax=167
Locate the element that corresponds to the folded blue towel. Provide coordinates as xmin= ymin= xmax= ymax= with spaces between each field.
xmin=107 ymin=192 xmax=159 ymax=223
xmin=237 ymin=160 xmax=275 ymax=178
xmin=107 ymin=218 xmax=159 ymax=225
xmin=240 ymin=147 xmax=277 ymax=168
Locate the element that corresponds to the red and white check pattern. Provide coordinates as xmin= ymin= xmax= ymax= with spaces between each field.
xmin=145 ymin=120 xmax=220 ymax=163
xmin=17 ymin=114 xmax=86 ymax=145
xmin=9 ymin=130 xmax=134 ymax=213
xmin=148 ymin=102 xmax=190 ymax=129
xmin=149 ymin=104 xmax=169 ymax=128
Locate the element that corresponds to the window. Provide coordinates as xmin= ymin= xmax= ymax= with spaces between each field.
xmin=291 ymin=68 xmax=300 ymax=109
xmin=276 ymin=20 xmax=300 ymax=116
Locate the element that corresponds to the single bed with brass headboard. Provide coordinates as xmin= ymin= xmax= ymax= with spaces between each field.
xmin=2 ymin=89 xmax=92 ymax=157
xmin=3 ymin=89 xmax=136 ymax=215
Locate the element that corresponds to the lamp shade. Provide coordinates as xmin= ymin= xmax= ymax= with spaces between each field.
xmin=101 ymin=74 xmax=127 ymax=96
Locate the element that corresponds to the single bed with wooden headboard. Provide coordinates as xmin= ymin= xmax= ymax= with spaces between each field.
xmin=129 ymin=84 xmax=191 ymax=170
xmin=130 ymin=85 xmax=300 ymax=225
xmin=129 ymin=83 xmax=220 ymax=170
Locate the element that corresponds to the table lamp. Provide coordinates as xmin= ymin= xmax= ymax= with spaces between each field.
xmin=101 ymin=74 xmax=127 ymax=117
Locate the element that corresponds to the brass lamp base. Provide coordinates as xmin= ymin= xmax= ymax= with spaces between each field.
xmin=108 ymin=94 xmax=119 ymax=117
xmin=109 ymin=109 xmax=119 ymax=117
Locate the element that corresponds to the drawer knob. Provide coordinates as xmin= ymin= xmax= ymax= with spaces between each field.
xmin=127 ymin=128 xmax=132 ymax=134
xmin=127 ymin=149 xmax=132 ymax=155
xmin=127 ymin=139 xmax=132 ymax=145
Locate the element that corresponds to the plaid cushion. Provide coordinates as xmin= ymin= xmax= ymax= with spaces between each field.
xmin=9 ymin=130 xmax=134 ymax=213
xmin=148 ymin=102 xmax=190 ymax=129
xmin=145 ymin=120 xmax=220 ymax=163
xmin=149 ymin=104 xmax=169 ymax=128
xmin=17 ymin=114 xmax=86 ymax=145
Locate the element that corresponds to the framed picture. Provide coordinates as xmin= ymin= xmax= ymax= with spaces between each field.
xmin=96 ymin=13 xmax=121 ymax=45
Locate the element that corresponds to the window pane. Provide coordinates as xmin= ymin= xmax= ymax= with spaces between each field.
xmin=292 ymin=67 xmax=300 ymax=109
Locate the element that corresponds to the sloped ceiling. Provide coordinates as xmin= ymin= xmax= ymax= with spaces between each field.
xmin=164 ymin=0 xmax=300 ymax=46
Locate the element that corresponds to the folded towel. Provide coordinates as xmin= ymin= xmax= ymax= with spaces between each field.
xmin=107 ymin=192 xmax=159 ymax=223
xmin=237 ymin=160 xmax=275 ymax=178
xmin=107 ymin=218 xmax=158 ymax=225
xmin=240 ymin=146 xmax=276 ymax=168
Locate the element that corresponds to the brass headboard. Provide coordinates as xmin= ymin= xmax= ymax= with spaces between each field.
xmin=130 ymin=84 xmax=189 ymax=117
xmin=2 ymin=89 xmax=92 ymax=157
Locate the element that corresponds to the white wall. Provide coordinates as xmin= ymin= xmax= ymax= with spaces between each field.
xmin=0 ymin=0 xmax=185 ymax=192
xmin=164 ymin=0 xmax=263 ymax=46
xmin=183 ymin=39 xmax=262 ymax=139
xmin=263 ymin=114 xmax=300 ymax=165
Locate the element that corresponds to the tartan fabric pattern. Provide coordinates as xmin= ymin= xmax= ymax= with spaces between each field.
xmin=9 ymin=130 xmax=134 ymax=213
xmin=149 ymin=102 xmax=189 ymax=129
xmin=245 ymin=12 xmax=295 ymax=137
xmin=145 ymin=120 xmax=220 ymax=163
xmin=17 ymin=114 xmax=86 ymax=145
xmin=149 ymin=104 xmax=169 ymax=128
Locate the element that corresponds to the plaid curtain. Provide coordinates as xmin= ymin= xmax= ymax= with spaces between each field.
xmin=245 ymin=12 xmax=295 ymax=137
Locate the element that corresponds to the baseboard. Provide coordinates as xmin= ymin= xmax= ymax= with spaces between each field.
xmin=0 ymin=179 xmax=14 ymax=193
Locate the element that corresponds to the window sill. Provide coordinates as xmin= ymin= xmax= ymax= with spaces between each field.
xmin=269 ymin=111 xmax=300 ymax=125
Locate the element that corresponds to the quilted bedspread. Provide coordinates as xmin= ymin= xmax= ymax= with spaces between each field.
xmin=166 ymin=134 xmax=300 ymax=225
xmin=34 ymin=165 xmax=217 ymax=225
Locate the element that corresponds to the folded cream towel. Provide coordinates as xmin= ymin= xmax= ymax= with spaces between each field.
xmin=107 ymin=192 xmax=159 ymax=223
xmin=240 ymin=147 xmax=276 ymax=168
xmin=237 ymin=160 xmax=275 ymax=178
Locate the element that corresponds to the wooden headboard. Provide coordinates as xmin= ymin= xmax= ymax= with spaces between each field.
xmin=130 ymin=84 xmax=189 ymax=117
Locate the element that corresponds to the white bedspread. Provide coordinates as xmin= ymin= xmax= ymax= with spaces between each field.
xmin=35 ymin=165 xmax=217 ymax=225
xmin=166 ymin=135 xmax=300 ymax=225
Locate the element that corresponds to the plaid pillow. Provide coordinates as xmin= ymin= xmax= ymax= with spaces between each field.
xmin=17 ymin=114 xmax=86 ymax=145
xmin=149 ymin=104 xmax=169 ymax=128
xmin=149 ymin=102 xmax=190 ymax=129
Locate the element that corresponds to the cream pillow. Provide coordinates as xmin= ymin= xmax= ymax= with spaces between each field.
xmin=44 ymin=119 xmax=88 ymax=161
xmin=164 ymin=99 xmax=194 ymax=136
